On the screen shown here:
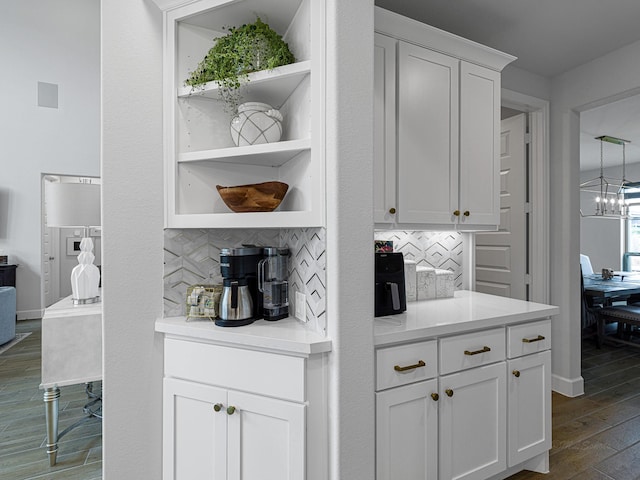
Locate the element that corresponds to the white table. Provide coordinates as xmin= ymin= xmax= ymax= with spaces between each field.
xmin=39 ymin=294 xmax=102 ymax=466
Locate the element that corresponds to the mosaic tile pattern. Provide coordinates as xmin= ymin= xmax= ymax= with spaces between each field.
xmin=374 ymin=231 xmax=464 ymax=289
xmin=164 ymin=228 xmax=326 ymax=335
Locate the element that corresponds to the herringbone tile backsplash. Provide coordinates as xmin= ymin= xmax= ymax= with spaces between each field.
xmin=164 ymin=229 xmax=463 ymax=336
xmin=164 ymin=228 xmax=327 ymax=335
xmin=374 ymin=231 xmax=464 ymax=289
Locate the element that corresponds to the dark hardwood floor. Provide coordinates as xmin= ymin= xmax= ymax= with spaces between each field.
xmin=508 ymin=331 xmax=640 ymax=480
xmin=2 ymin=319 xmax=640 ymax=479
xmin=0 ymin=319 xmax=102 ymax=480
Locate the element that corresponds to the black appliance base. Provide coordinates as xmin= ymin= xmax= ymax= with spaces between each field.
xmin=214 ymin=318 xmax=255 ymax=327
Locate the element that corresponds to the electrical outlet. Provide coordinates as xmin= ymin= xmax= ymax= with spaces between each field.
xmin=295 ymin=291 xmax=307 ymax=322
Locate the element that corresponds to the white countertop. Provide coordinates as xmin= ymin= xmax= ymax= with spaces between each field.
xmin=374 ymin=290 xmax=559 ymax=346
xmin=156 ymin=316 xmax=332 ymax=356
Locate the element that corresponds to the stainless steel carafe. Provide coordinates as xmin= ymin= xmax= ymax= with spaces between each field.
xmin=217 ymin=278 xmax=253 ymax=326
xmin=258 ymin=247 xmax=289 ymax=321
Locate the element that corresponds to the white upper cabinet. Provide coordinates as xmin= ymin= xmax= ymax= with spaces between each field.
xmin=153 ymin=0 xmax=325 ymax=228
xmin=374 ymin=7 xmax=515 ymax=230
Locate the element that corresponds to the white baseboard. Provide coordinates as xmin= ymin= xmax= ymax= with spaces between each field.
xmin=552 ymin=373 xmax=584 ymax=397
xmin=17 ymin=309 xmax=43 ymax=321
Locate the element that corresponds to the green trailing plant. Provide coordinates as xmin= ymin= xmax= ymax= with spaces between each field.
xmin=185 ymin=17 xmax=296 ymax=113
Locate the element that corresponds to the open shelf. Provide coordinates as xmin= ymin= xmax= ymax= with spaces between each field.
xmin=178 ymin=138 xmax=311 ymax=167
xmin=177 ymin=61 xmax=311 ymax=108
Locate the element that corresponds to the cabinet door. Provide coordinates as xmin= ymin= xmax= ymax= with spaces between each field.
xmin=227 ymin=390 xmax=305 ymax=480
xmin=508 ymin=350 xmax=551 ymax=467
xmin=398 ymin=42 xmax=459 ymax=225
xmin=163 ymin=378 xmax=227 ymax=480
xmin=458 ymin=62 xmax=501 ymax=227
xmin=374 ymin=33 xmax=398 ymax=224
xmin=376 ymin=379 xmax=438 ymax=480
xmin=440 ymin=362 xmax=506 ymax=480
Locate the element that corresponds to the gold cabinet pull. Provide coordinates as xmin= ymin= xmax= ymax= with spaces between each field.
xmin=389 ymin=207 xmax=396 ymax=214
xmin=394 ymin=360 xmax=426 ymax=372
xmin=464 ymin=346 xmax=491 ymax=356
xmin=445 ymin=389 xmax=454 ymax=397
xmin=512 ymin=370 xmax=521 ymax=377
xmin=431 ymin=393 xmax=439 ymax=401
xmin=453 ymin=210 xmax=461 ymax=217
xmin=213 ymin=403 xmax=223 ymax=412
xmin=226 ymin=406 xmax=236 ymax=415
xmin=522 ymin=335 xmax=545 ymax=343
xmin=463 ymin=211 xmax=470 ymax=217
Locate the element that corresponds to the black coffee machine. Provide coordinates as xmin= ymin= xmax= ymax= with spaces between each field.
xmin=375 ymin=252 xmax=407 ymax=317
xmin=217 ymin=246 xmax=264 ymax=327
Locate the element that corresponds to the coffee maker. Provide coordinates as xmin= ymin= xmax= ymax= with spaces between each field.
xmin=217 ymin=246 xmax=264 ymax=327
xmin=258 ymin=247 xmax=290 ymax=321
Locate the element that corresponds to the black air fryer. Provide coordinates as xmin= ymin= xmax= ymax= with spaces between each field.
xmin=375 ymin=252 xmax=407 ymax=317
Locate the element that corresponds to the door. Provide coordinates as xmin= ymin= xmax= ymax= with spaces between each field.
xmin=163 ymin=378 xmax=227 ymax=480
xmin=43 ymin=225 xmax=59 ymax=307
xmin=508 ymin=351 xmax=551 ymax=467
xmin=374 ymin=33 xmax=397 ymax=224
xmin=227 ymin=390 xmax=305 ymax=480
xmin=397 ymin=42 xmax=459 ymax=224
xmin=475 ymin=114 xmax=527 ymax=299
xmin=439 ymin=362 xmax=506 ymax=480
xmin=376 ymin=379 xmax=438 ymax=480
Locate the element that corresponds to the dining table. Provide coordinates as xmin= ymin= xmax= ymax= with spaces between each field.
xmin=583 ymin=273 xmax=640 ymax=306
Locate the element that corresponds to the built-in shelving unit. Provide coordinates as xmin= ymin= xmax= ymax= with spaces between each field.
xmin=159 ymin=0 xmax=325 ymax=229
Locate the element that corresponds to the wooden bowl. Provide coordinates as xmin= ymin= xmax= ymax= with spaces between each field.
xmin=216 ymin=181 xmax=289 ymax=213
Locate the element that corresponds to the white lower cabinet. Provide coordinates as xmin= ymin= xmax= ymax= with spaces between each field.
xmin=507 ymin=350 xmax=552 ymax=467
xmin=375 ymin=319 xmax=552 ymax=480
xmin=439 ymin=362 xmax=506 ymax=480
xmin=161 ymin=336 xmax=327 ymax=480
xmin=164 ymin=377 xmax=305 ymax=480
xmin=376 ymin=379 xmax=439 ymax=480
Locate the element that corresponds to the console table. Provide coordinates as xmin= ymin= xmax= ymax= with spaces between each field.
xmin=39 ymin=293 xmax=102 ymax=466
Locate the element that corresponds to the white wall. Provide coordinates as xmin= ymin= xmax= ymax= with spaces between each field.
xmin=502 ymin=64 xmax=551 ymax=101
xmin=550 ymin=38 xmax=640 ymax=396
xmin=101 ymin=0 xmax=164 ymax=477
xmin=0 ymin=0 xmax=100 ymax=319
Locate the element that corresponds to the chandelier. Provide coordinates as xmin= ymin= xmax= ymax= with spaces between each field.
xmin=580 ymin=135 xmax=632 ymax=219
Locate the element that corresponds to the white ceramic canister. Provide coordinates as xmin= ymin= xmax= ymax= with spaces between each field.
xmin=230 ymin=102 xmax=283 ymax=146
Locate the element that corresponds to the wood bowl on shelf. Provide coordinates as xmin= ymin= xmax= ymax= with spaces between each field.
xmin=216 ymin=181 xmax=289 ymax=213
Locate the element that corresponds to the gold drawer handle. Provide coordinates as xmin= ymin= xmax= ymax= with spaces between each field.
xmin=522 ymin=335 xmax=545 ymax=343
xmin=464 ymin=346 xmax=491 ymax=356
xmin=431 ymin=393 xmax=439 ymax=401
xmin=463 ymin=211 xmax=470 ymax=217
xmin=513 ymin=370 xmax=521 ymax=377
xmin=213 ymin=403 xmax=223 ymax=412
xmin=453 ymin=210 xmax=461 ymax=217
xmin=445 ymin=389 xmax=454 ymax=397
xmin=389 ymin=207 xmax=396 ymax=214
xmin=394 ymin=360 xmax=426 ymax=372
xmin=226 ymin=406 xmax=236 ymax=415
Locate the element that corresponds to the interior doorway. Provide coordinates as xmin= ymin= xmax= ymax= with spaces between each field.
xmin=41 ymin=174 xmax=102 ymax=308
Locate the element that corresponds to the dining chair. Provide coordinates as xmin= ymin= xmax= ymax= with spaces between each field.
xmin=580 ymin=254 xmax=594 ymax=275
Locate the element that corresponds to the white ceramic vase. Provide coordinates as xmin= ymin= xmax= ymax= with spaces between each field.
xmin=230 ymin=102 xmax=283 ymax=146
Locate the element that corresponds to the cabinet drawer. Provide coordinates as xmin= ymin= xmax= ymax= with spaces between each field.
xmin=376 ymin=340 xmax=438 ymax=391
xmin=439 ymin=328 xmax=505 ymax=375
xmin=164 ymin=338 xmax=306 ymax=402
xmin=507 ymin=320 xmax=551 ymax=358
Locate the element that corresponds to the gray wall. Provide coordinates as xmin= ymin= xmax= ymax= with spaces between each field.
xmin=0 ymin=0 xmax=100 ymax=319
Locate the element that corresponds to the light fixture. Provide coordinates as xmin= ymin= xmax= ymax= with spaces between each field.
xmin=46 ymin=179 xmax=101 ymax=304
xmin=580 ymin=135 xmax=632 ymax=219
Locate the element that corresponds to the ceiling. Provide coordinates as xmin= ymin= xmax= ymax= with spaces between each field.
xmin=374 ymin=0 xmax=640 ymax=171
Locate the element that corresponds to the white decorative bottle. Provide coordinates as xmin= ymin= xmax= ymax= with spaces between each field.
xmin=70 ymin=237 xmax=100 ymax=304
